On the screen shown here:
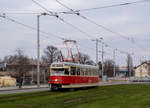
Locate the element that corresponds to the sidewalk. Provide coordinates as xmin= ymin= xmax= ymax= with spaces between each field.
xmin=0 ymin=84 xmax=49 ymax=91
xmin=99 ymin=81 xmax=150 ymax=86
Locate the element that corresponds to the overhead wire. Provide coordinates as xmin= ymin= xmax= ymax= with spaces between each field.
xmin=0 ymin=13 xmax=98 ymax=57
xmin=32 ymin=0 xmax=54 ymax=14
xmin=31 ymin=0 xmax=118 ymax=57
xmin=55 ymin=0 xmax=150 ymax=53
xmin=0 ymin=13 xmax=64 ymax=40
xmin=56 ymin=0 xmax=133 ymax=41
xmin=1 ymin=0 xmax=148 ymax=62
xmin=0 ymin=13 xmax=97 ymax=60
xmin=55 ymin=0 xmax=130 ymax=54
xmin=78 ymin=42 xmax=96 ymax=52
xmin=2 ymin=1 xmax=146 ymax=54
xmin=0 ymin=12 xmax=41 ymax=15
xmin=32 ymin=0 xmax=96 ymax=40
xmin=0 ymin=13 xmax=67 ymax=53
xmin=2 ymin=0 xmax=150 ymax=49
xmin=47 ymin=0 xmax=144 ymax=64
xmin=32 ymin=0 xmax=106 ymax=59
xmin=73 ymin=0 xmax=150 ymax=12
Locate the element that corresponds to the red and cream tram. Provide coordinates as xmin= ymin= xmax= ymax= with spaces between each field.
xmin=50 ymin=62 xmax=99 ymax=90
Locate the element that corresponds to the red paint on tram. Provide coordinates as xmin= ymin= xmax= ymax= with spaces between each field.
xmin=50 ymin=76 xmax=99 ymax=85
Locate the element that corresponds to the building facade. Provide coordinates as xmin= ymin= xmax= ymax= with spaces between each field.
xmin=0 ymin=62 xmax=49 ymax=84
xmin=135 ymin=62 xmax=150 ymax=78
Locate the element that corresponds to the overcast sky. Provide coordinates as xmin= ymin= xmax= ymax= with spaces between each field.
xmin=0 ymin=0 xmax=150 ymax=66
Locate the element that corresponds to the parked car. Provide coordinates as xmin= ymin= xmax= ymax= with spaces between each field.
xmin=132 ymin=77 xmax=150 ymax=82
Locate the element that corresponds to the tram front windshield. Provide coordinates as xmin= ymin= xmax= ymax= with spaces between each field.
xmin=51 ymin=68 xmax=69 ymax=75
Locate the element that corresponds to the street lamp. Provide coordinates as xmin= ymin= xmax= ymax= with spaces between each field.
xmin=36 ymin=12 xmax=59 ymax=88
xmin=37 ymin=13 xmax=49 ymax=88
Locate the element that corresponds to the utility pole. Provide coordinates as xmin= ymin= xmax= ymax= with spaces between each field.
xmin=101 ymin=43 xmax=104 ymax=78
xmin=37 ymin=13 xmax=50 ymax=88
xmin=113 ymin=49 xmax=116 ymax=77
xmin=92 ymin=37 xmax=103 ymax=65
xmin=128 ymin=54 xmax=131 ymax=80
xmin=129 ymin=54 xmax=133 ymax=79
xmin=37 ymin=15 xmax=40 ymax=88
xmin=92 ymin=37 xmax=103 ymax=79
xmin=92 ymin=38 xmax=98 ymax=65
xmin=96 ymin=39 xmax=98 ymax=64
xmin=126 ymin=53 xmax=133 ymax=80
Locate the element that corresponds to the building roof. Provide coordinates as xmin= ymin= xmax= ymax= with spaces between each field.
xmin=0 ymin=72 xmax=9 ymax=76
xmin=135 ymin=62 xmax=150 ymax=69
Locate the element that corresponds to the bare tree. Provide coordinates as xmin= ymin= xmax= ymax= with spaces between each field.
xmin=74 ymin=52 xmax=94 ymax=65
xmin=41 ymin=45 xmax=61 ymax=66
xmin=4 ymin=49 xmax=30 ymax=88
xmin=104 ymin=60 xmax=114 ymax=77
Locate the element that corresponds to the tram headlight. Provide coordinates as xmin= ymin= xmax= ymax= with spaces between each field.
xmin=54 ymin=79 xmax=62 ymax=82
xmin=54 ymin=79 xmax=58 ymax=82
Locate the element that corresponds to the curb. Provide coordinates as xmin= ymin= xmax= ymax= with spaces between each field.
xmin=0 ymin=86 xmax=49 ymax=92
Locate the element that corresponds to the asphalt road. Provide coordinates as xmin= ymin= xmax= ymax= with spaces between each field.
xmin=0 ymin=87 xmax=50 ymax=95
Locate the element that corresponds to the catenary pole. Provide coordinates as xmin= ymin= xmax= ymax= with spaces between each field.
xmin=113 ymin=49 xmax=116 ymax=77
xmin=37 ymin=13 xmax=49 ymax=88
xmin=37 ymin=15 xmax=40 ymax=88
xmin=101 ymin=43 xmax=104 ymax=78
xmin=96 ymin=38 xmax=98 ymax=65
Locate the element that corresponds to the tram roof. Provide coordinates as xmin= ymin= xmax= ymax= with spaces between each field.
xmin=52 ymin=62 xmax=98 ymax=69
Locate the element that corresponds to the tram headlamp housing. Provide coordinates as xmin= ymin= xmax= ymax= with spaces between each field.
xmin=54 ymin=79 xmax=58 ymax=82
xmin=54 ymin=79 xmax=62 ymax=82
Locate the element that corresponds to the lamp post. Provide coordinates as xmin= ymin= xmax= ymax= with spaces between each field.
xmin=37 ymin=13 xmax=49 ymax=88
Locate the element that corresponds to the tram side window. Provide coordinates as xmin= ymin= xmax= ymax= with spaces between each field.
xmin=64 ymin=69 xmax=69 ymax=75
xmin=92 ymin=69 xmax=94 ymax=76
xmin=71 ymin=67 xmax=76 ymax=75
xmin=80 ymin=68 xmax=84 ymax=75
xmin=93 ymin=69 xmax=95 ymax=76
xmin=91 ymin=69 xmax=93 ymax=76
xmin=95 ymin=69 xmax=97 ymax=76
xmin=85 ymin=68 xmax=88 ymax=76
xmin=96 ymin=69 xmax=98 ymax=76
xmin=89 ymin=68 xmax=91 ymax=76
xmin=77 ymin=67 xmax=80 ymax=75
xmin=51 ymin=68 xmax=64 ymax=75
xmin=87 ymin=68 xmax=90 ymax=76
xmin=86 ymin=68 xmax=88 ymax=76
xmin=89 ymin=68 xmax=92 ymax=76
xmin=95 ymin=70 xmax=97 ymax=76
